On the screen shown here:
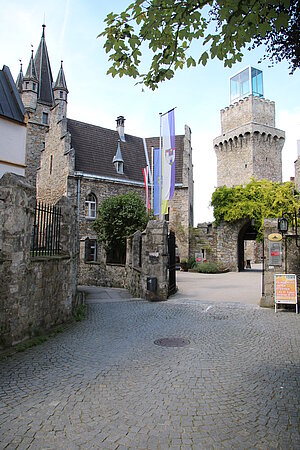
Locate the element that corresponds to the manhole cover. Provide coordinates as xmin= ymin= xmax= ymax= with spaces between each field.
xmin=154 ymin=337 xmax=190 ymax=347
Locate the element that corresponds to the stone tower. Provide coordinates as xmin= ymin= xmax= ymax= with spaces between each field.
xmin=213 ymin=66 xmax=285 ymax=187
xmin=16 ymin=25 xmax=68 ymax=186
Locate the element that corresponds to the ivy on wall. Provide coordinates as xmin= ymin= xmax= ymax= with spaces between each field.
xmin=211 ymin=179 xmax=300 ymax=240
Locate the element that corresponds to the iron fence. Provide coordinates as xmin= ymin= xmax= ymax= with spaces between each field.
xmin=31 ymin=201 xmax=62 ymax=256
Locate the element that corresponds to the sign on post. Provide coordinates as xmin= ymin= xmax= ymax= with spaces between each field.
xmin=274 ymin=274 xmax=298 ymax=313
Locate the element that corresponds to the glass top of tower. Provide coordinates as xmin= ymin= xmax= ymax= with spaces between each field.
xmin=230 ymin=66 xmax=263 ymax=103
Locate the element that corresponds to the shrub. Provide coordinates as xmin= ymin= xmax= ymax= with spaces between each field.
xmin=191 ymin=262 xmax=229 ymax=274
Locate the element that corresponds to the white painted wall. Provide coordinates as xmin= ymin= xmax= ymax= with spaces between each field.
xmin=0 ymin=118 xmax=26 ymax=178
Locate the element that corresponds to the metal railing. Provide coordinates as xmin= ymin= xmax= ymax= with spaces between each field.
xmin=31 ymin=201 xmax=62 ymax=256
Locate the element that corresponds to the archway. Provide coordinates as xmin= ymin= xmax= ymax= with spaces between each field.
xmin=237 ymin=221 xmax=259 ymax=271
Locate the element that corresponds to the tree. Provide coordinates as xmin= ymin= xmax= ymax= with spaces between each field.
xmin=211 ymin=179 xmax=300 ymax=240
xmin=99 ymin=0 xmax=299 ymax=90
xmin=93 ymin=192 xmax=149 ymax=262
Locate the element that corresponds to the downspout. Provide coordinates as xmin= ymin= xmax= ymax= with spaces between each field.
xmin=77 ymin=176 xmax=81 ymax=225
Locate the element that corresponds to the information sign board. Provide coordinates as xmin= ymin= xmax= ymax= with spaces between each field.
xmin=274 ymin=274 xmax=298 ymax=313
xmin=269 ymin=241 xmax=282 ymax=266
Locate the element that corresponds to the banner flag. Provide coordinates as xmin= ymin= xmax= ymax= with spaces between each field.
xmin=143 ymin=166 xmax=150 ymax=214
xmin=161 ymin=109 xmax=175 ymax=215
xmin=153 ymin=148 xmax=160 ymax=216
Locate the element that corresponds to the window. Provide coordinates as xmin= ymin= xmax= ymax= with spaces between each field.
xmin=85 ymin=239 xmax=97 ymax=262
xmin=50 ymin=155 xmax=53 ymax=175
xmin=60 ymin=91 xmax=64 ymax=99
xmin=85 ymin=193 xmax=97 ymax=219
xmin=41 ymin=142 xmax=45 ymax=152
xmin=42 ymin=112 xmax=48 ymax=125
xmin=25 ymin=82 xmax=29 ymax=89
xmin=32 ymin=83 xmax=36 ymax=91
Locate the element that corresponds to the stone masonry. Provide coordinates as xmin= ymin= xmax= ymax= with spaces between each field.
xmin=0 ymin=173 xmax=78 ymax=348
xmin=214 ymin=95 xmax=285 ymax=187
xmin=260 ymin=218 xmax=300 ymax=308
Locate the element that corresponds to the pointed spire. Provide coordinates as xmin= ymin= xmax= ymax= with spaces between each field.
xmin=54 ymin=61 xmax=68 ymax=92
xmin=16 ymin=60 xmax=24 ymax=93
xmin=25 ymin=50 xmax=38 ymax=80
xmin=34 ymin=24 xmax=54 ymax=105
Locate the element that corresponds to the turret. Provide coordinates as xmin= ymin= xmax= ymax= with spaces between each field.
xmin=53 ymin=61 xmax=68 ymax=120
xmin=21 ymin=50 xmax=38 ymax=111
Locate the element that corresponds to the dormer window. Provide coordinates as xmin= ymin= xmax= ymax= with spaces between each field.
xmin=113 ymin=140 xmax=124 ymax=174
xmin=85 ymin=193 xmax=97 ymax=219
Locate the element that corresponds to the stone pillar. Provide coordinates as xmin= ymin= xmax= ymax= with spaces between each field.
xmin=143 ymin=220 xmax=169 ymax=301
xmin=260 ymin=219 xmax=300 ymax=308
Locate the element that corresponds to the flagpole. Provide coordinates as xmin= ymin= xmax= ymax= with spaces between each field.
xmin=151 ymin=146 xmax=154 ymax=211
xmin=159 ymin=113 xmax=162 ymax=220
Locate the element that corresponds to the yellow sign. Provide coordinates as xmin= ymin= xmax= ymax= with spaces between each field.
xmin=268 ymin=233 xmax=282 ymax=242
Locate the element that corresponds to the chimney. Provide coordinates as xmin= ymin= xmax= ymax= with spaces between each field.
xmin=116 ymin=116 xmax=126 ymax=142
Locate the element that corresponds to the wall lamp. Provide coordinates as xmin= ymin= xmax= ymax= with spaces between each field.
xmin=278 ymin=216 xmax=288 ymax=234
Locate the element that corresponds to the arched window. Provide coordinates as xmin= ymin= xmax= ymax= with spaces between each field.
xmin=85 ymin=193 xmax=97 ymax=219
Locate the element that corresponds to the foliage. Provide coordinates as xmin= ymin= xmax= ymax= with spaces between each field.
xmin=93 ymin=192 xmax=149 ymax=254
xmin=211 ymin=179 xmax=300 ymax=240
xmin=99 ymin=0 xmax=299 ymax=90
xmin=190 ymin=261 xmax=229 ymax=273
xmin=73 ymin=304 xmax=87 ymax=322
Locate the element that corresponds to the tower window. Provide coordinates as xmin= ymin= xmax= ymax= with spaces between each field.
xmin=245 ymin=164 xmax=248 ymax=168
xmin=60 ymin=91 xmax=64 ymax=99
xmin=41 ymin=142 xmax=45 ymax=152
xmin=42 ymin=112 xmax=48 ymax=125
xmin=25 ymin=82 xmax=29 ymax=89
xmin=32 ymin=83 xmax=36 ymax=91
xmin=85 ymin=193 xmax=97 ymax=219
xmin=50 ymin=155 xmax=53 ymax=175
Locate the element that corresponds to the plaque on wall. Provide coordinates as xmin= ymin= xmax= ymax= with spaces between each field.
xmin=269 ymin=241 xmax=282 ymax=266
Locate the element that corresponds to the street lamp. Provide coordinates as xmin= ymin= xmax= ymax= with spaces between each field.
xmin=278 ymin=216 xmax=288 ymax=234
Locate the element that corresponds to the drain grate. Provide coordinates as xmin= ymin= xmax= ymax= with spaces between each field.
xmin=154 ymin=337 xmax=190 ymax=347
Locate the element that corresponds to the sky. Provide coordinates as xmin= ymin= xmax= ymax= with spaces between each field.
xmin=1 ymin=0 xmax=299 ymax=225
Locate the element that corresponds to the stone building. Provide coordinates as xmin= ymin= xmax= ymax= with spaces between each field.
xmin=16 ymin=25 xmax=193 ymax=286
xmin=0 ymin=65 xmax=26 ymax=178
xmin=193 ymin=67 xmax=286 ymax=271
xmin=213 ymin=67 xmax=285 ymax=187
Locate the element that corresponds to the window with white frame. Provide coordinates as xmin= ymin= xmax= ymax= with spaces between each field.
xmin=85 ymin=193 xmax=97 ymax=219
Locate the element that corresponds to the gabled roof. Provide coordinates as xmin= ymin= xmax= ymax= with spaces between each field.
xmin=67 ymin=119 xmax=185 ymax=185
xmin=0 ymin=65 xmax=25 ymax=124
xmin=145 ymin=136 xmax=184 ymax=184
xmin=67 ymin=119 xmax=147 ymax=183
xmin=34 ymin=25 xmax=54 ymax=105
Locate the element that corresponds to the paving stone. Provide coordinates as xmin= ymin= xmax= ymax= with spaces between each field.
xmin=0 ymin=291 xmax=299 ymax=449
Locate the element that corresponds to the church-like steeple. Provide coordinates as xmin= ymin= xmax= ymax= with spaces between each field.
xmin=53 ymin=61 xmax=68 ymax=119
xmin=34 ymin=24 xmax=54 ymax=105
xmin=16 ymin=61 xmax=24 ymax=93
xmin=21 ymin=49 xmax=38 ymax=110
xmin=25 ymin=50 xmax=38 ymax=81
xmin=54 ymin=61 xmax=68 ymax=92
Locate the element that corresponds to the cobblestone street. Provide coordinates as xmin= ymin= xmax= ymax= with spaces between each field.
xmin=0 ymin=284 xmax=299 ymax=449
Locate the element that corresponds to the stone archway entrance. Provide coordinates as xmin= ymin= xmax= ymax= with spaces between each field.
xmin=237 ymin=221 xmax=259 ymax=271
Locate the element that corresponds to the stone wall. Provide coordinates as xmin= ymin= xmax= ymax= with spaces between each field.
xmin=190 ymin=223 xmax=217 ymax=263
xmin=25 ymin=104 xmax=52 ymax=186
xmin=76 ymin=177 xmax=146 ymax=286
xmin=214 ymin=96 xmax=284 ymax=187
xmin=0 ymin=173 xmax=78 ymax=348
xmin=37 ymin=105 xmax=71 ymax=204
xmin=260 ymin=219 xmax=300 ymax=308
xmin=295 ymin=154 xmax=300 ymax=193
xmin=221 ymin=96 xmax=275 ymax=133
xmin=126 ymin=221 xmax=169 ymax=301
